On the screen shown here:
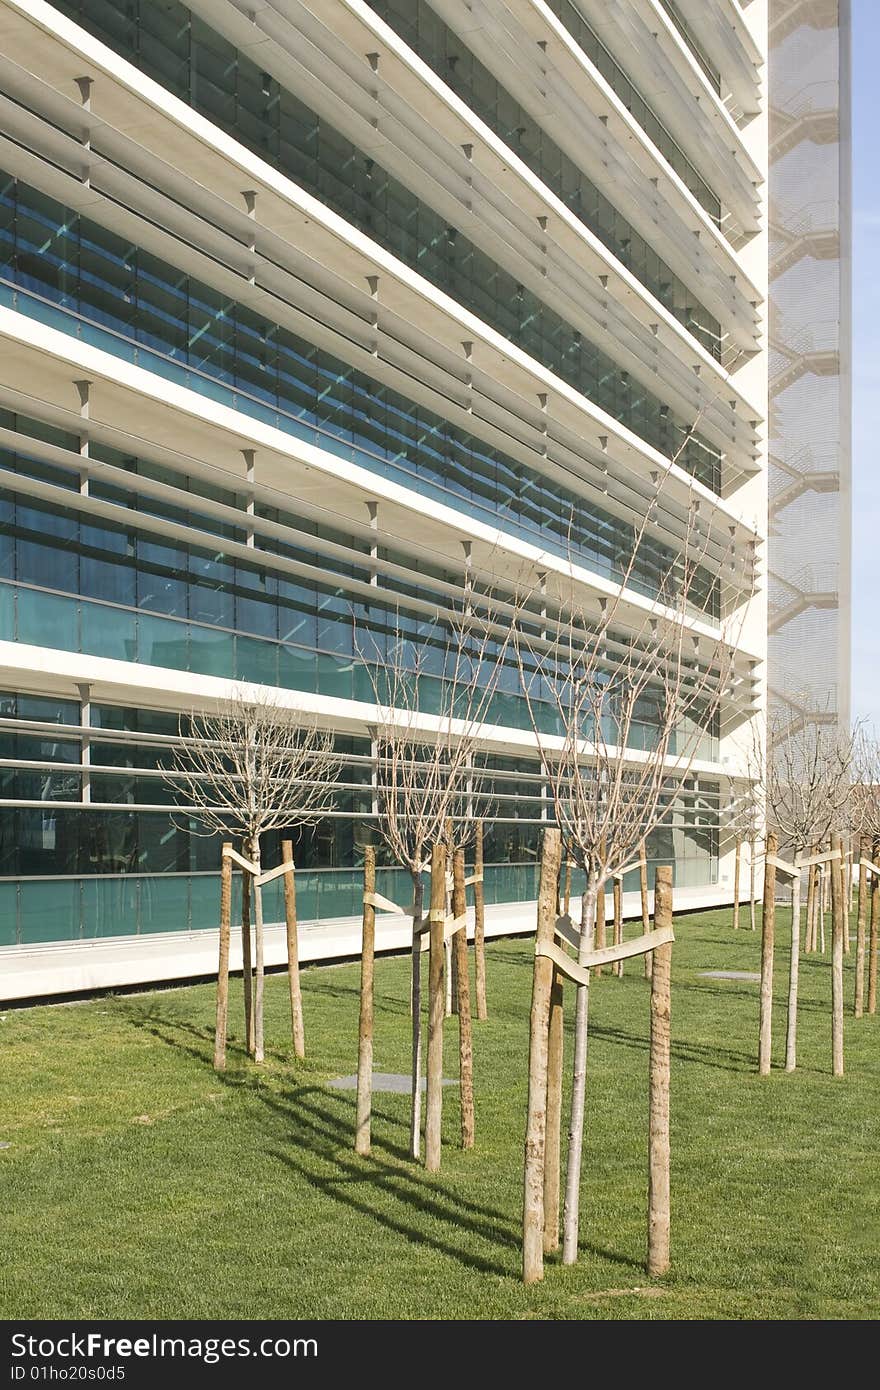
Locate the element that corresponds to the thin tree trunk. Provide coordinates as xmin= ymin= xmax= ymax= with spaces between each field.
xmin=784 ymin=859 xmax=802 ymax=1073
xmin=831 ymin=833 xmax=845 ymax=1077
xmin=732 ymin=839 xmax=741 ymax=930
xmin=474 ymin=820 xmax=488 ymax=1021
xmin=820 ymin=864 xmax=827 ymax=954
xmin=544 ymin=963 xmax=564 ymax=1255
xmin=613 ymin=875 xmax=623 ymax=978
xmin=758 ymin=833 xmax=777 ymax=1076
xmin=281 ymin=839 xmax=305 ymax=1060
xmin=214 ymin=842 xmax=232 ymax=1072
xmin=749 ymin=837 xmax=757 ymax=931
xmin=409 ymin=870 xmax=424 ymax=1161
xmin=855 ymin=835 xmax=868 ymax=1018
xmin=356 ymin=847 xmax=376 ymax=1156
xmin=523 ymin=828 xmax=562 ymax=1284
xmin=445 ymin=939 xmax=454 ymax=1018
xmin=562 ymin=874 xmax=597 ymax=1266
xmin=641 ymin=840 xmax=652 ymax=979
xmin=869 ymin=835 xmax=879 ymax=1015
xmin=241 ymin=858 xmax=254 ymax=1058
xmin=425 ymin=844 xmax=446 ymax=1173
xmin=445 ymin=821 xmax=454 ymax=1017
xmin=594 ymin=841 xmax=607 ymax=975
xmin=251 ymin=834 xmax=265 ymax=1064
xmin=647 ymin=865 xmax=672 ymax=1277
xmin=839 ymin=845 xmax=845 ymax=956
xmin=805 ymin=854 xmax=817 ymax=954
xmin=452 ymin=848 xmax=474 ymax=1150
xmin=564 ymin=857 xmax=572 ymax=916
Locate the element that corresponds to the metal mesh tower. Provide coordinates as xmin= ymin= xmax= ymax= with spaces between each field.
xmin=768 ymin=0 xmax=852 ymax=739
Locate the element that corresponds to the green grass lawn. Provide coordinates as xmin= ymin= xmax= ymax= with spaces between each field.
xmin=1 ymin=907 xmax=878 ymax=1320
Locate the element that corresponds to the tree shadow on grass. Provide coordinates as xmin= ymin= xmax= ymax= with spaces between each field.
xmin=119 ymin=989 xmax=659 ymax=1284
xmin=589 ymin=1022 xmax=756 ymax=1074
xmin=261 ymin=1085 xmax=645 ymax=1281
xmin=245 ymin=1079 xmax=524 ymax=1277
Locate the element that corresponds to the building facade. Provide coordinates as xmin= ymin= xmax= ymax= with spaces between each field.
xmin=0 ymin=0 xmax=772 ymax=983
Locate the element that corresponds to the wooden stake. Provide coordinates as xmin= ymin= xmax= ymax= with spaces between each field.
xmin=855 ymin=836 xmax=868 ymax=1018
xmin=612 ymin=875 xmax=623 ymax=978
xmin=474 ymin=820 xmax=488 ymax=1021
xmin=251 ymin=835 xmax=266 ymax=1064
xmin=732 ymin=839 xmax=741 ymax=930
xmin=523 ymin=828 xmax=562 ymax=1284
xmin=869 ymin=836 xmax=879 ymax=1016
xmin=213 ymin=842 xmax=232 ymax=1073
xmin=749 ymin=836 xmax=757 ymax=932
xmin=241 ymin=857 xmax=254 ymax=1058
xmin=425 ymin=844 xmax=446 ymax=1173
xmin=647 ymin=865 xmax=672 ymax=1277
xmin=544 ymin=962 xmax=564 ymax=1255
xmin=281 ymin=839 xmax=305 ymax=1060
xmin=831 ymin=833 xmax=845 ymax=1077
xmin=640 ymin=840 xmax=652 ymax=979
xmin=758 ymin=833 xmax=777 ymax=1076
xmin=452 ymin=848 xmax=474 ymax=1150
xmin=409 ymin=869 xmax=425 ymax=1161
xmin=355 ymin=847 xmax=376 ymax=1156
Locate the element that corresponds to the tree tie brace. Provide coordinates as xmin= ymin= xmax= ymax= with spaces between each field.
xmin=859 ymin=858 xmax=880 ymax=877
xmin=362 ymin=890 xmax=413 ymax=917
xmin=416 ymin=909 xmax=468 ymax=949
xmin=221 ymin=844 xmax=295 ymax=888
xmin=612 ymin=860 xmax=642 ymax=881
xmin=554 ymin=913 xmax=580 ymax=952
xmin=464 ymin=873 xmax=484 ymax=887
xmin=765 ymin=848 xmax=841 ymax=879
xmin=537 ymin=923 xmax=675 ymax=986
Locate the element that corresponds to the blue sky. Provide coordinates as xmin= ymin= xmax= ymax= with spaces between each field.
xmin=851 ymin=0 xmax=878 ymax=724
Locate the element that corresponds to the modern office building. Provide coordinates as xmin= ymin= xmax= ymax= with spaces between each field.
xmin=0 ymin=0 xmax=778 ymax=994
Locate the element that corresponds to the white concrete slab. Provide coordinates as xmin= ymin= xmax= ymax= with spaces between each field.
xmin=0 ymin=884 xmax=732 ymax=1002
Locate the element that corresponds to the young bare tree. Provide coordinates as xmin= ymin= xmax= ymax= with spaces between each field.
xmin=514 ymin=487 xmax=748 ymax=1265
xmin=727 ymin=767 xmax=763 ymax=931
xmin=356 ymin=586 xmax=510 ymax=1160
xmin=759 ymin=709 xmax=855 ymax=1071
xmin=164 ymin=687 xmax=338 ymax=1063
xmin=850 ymin=730 xmax=880 ymax=1015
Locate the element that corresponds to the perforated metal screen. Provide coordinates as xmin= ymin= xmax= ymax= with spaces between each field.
xmin=769 ymin=0 xmax=852 ymax=738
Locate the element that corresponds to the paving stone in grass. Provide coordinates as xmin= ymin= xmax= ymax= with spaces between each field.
xmin=327 ymin=1072 xmax=458 ymax=1092
xmin=698 ymin=970 xmax=761 ymax=981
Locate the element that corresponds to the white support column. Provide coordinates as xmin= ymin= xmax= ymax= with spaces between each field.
xmin=74 ymin=76 xmax=92 ymax=190
xmin=243 ymin=449 xmax=256 ymax=548
xmin=78 ymin=681 xmax=91 ymax=806
xmin=74 ymin=379 xmax=91 ymax=497
xmin=242 ymin=190 xmax=257 ymax=286
xmin=367 ymin=499 xmax=379 ymax=587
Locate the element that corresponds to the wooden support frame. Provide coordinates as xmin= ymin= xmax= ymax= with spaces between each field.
xmin=221 ymin=843 xmax=298 ymax=888
xmin=538 ymin=925 xmax=675 ymax=985
xmin=524 ymin=833 xmax=675 ymax=1285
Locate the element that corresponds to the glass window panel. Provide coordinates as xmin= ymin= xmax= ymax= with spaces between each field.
xmin=19 ymin=879 xmax=80 ymax=943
